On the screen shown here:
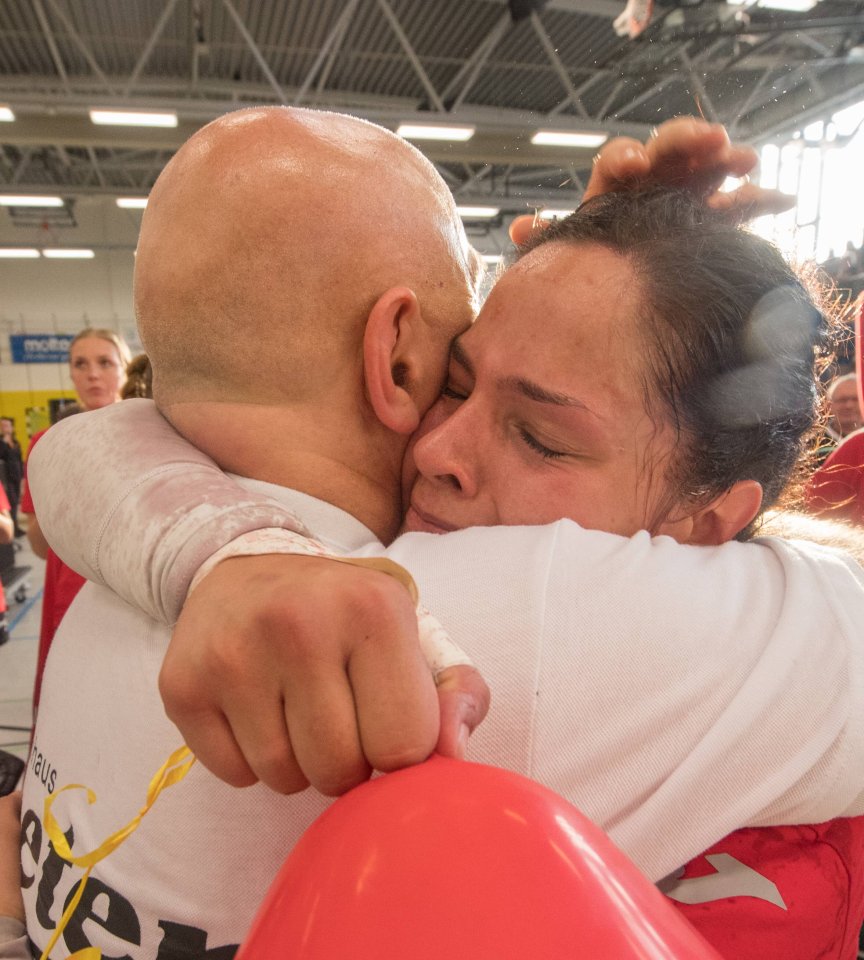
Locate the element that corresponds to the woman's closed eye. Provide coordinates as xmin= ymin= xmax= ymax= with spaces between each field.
xmin=441 ymin=383 xmax=469 ymax=402
xmin=518 ymin=426 xmax=568 ymax=460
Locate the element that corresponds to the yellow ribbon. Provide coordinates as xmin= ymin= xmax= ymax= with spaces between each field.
xmin=39 ymin=745 xmax=196 ymax=960
xmin=324 ymin=555 xmax=419 ymax=605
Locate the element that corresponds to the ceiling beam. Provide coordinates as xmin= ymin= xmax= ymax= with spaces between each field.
xmin=0 ymin=89 xmax=651 ymax=154
xmin=293 ymin=0 xmax=362 ymax=106
xmin=486 ymin=0 xmax=623 ymax=17
xmin=123 ymin=0 xmax=183 ymax=97
xmin=678 ymin=47 xmax=719 ymax=122
xmin=0 ymin=114 xmax=638 ymax=168
xmin=530 ymin=11 xmax=591 ymax=120
xmin=744 ymin=70 xmax=864 ymax=141
xmin=375 ymin=0 xmax=446 ymax=111
xmin=42 ymin=0 xmax=115 ymax=93
xmin=728 ymin=53 xmax=783 ymax=137
xmin=665 ymin=12 xmax=864 ymax=41
xmin=32 ymin=0 xmax=70 ymax=93
xmin=86 ymin=146 xmax=107 ymax=188
xmin=447 ymin=13 xmax=512 ymax=112
xmin=220 ymin=0 xmax=288 ymax=104
xmin=0 ymin=181 xmax=587 ymax=210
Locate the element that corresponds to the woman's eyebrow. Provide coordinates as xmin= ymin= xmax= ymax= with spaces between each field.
xmin=503 ymin=375 xmax=597 ymax=415
xmin=453 ymin=337 xmax=598 ymax=416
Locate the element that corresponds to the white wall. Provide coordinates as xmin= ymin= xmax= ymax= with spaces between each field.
xmin=0 ymin=196 xmax=140 ymax=391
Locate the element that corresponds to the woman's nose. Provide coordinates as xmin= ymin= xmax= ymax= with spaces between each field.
xmin=412 ymin=411 xmax=478 ymax=498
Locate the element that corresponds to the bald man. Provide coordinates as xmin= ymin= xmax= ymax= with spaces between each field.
xmin=23 ymin=109 xmax=864 ymax=958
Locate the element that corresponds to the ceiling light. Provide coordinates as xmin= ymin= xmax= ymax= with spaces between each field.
xmin=456 ymin=206 xmax=500 ymax=219
xmin=539 ymin=209 xmax=575 ymax=220
xmin=397 ymin=123 xmax=475 ymax=142
xmin=481 ymin=254 xmax=504 ymax=264
xmin=43 ymin=248 xmax=95 ymax=259
xmin=0 ymin=107 xmax=14 ymax=122
xmin=726 ymin=0 xmax=816 ymax=7
xmin=0 ymin=248 xmax=39 ymax=258
xmin=531 ymin=130 xmax=608 ymax=148
xmin=90 ymin=109 xmax=178 ymax=128
xmin=116 ymin=197 xmax=149 ymax=209
xmin=0 ymin=195 xmax=64 ymax=207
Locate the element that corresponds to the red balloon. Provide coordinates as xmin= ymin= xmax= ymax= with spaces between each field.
xmin=238 ymin=756 xmax=721 ymax=959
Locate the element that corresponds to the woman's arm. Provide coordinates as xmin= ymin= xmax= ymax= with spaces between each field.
xmin=27 ymin=400 xmax=313 ymax=625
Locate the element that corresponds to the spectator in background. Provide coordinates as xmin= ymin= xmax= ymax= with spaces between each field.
xmin=813 ymin=372 xmax=862 ymax=465
xmin=121 ymin=353 xmax=153 ymax=400
xmin=20 ymin=327 xmax=131 ymax=709
xmin=808 ymin=300 xmax=864 ymax=524
xmin=828 ymin=373 xmax=863 ymax=438
xmin=0 ymin=420 xmax=22 ymax=538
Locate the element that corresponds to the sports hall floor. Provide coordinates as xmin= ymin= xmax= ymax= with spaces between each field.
xmin=0 ymin=537 xmax=44 ymax=768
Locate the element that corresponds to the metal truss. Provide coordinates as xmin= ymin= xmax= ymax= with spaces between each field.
xmin=1 ymin=0 xmax=863 ymax=204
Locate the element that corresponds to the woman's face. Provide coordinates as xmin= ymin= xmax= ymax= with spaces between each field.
xmin=69 ymin=337 xmax=125 ymax=411
xmin=403 ymin=242 xmax=685 ymax=538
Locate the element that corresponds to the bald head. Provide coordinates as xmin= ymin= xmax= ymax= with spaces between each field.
xmin=135 ymin=107 xmax=478 ymax=406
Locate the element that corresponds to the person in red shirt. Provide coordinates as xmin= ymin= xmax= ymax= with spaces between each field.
xmin=20 ymin=327 xmax=130 ymax=708
xmin=807 ymin=300 xmax=864 ymax=524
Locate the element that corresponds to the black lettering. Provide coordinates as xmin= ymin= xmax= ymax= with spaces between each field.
xmin=62 ymin=876 xmax=141 ymax=960
xmin=156 ymin=920 xmax=238 ymax=959
xmin=29 ymin=743 xmax=60 ymax=791
xmin=35 ymin=825 xmax=74 ymax=930
xmin=20 ymin=809 xmax=41 ymax=890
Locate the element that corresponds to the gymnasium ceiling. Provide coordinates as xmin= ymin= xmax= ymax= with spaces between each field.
xmin=1 ymin=0 xmax=863 ymax=226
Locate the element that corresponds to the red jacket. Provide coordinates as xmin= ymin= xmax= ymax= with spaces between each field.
xmin=665 ymin=818 xmax=864 ymax=959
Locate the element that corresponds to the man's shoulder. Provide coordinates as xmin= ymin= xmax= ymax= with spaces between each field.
xmin=380 ymin=520 xmax=806 ymax=584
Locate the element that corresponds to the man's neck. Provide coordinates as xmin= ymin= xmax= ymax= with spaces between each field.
xmin=163 ymin=400 xmax=404 ymax=543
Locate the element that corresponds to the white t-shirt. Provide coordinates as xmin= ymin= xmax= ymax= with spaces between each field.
xmin=22 ymin=480 xmax=864 ymax=957
xmin=21 ymin=401 xmax=864 ymax=957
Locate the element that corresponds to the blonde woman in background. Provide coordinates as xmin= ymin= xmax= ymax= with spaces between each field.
xmin=20 ymin=328 xmax=131 ymax=714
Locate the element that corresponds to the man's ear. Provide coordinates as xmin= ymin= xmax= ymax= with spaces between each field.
xmin=656 ymin=479 xmax=764 ymax=545
xmin=363 ymin=286 xmax=424 ymax=436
